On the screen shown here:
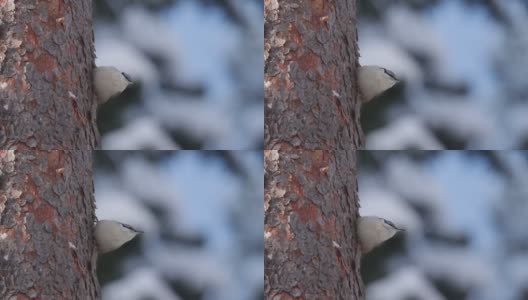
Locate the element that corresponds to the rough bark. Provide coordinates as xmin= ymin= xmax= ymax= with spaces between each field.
xmin=264 ymin=150 xmax=363 ymax=300
xmin=264 ymin=0 xmax=362 ymax=150
xmin=0 ymin=0 xmax=97 ymax=149
xmin=0 ymin=150 xmax=99 ymax=299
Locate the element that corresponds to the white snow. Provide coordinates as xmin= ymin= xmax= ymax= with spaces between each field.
xmin=366 ymin=266 xmax=445 ymax=300
xmin=366 ymin=115 xmax=444 ymax=150
xmin=102 ymin=117 xmax=181 ymax=150
xmin=103 ymin=267 xmax=182 ymax=300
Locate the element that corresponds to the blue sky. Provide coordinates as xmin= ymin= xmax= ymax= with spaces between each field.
xmin=426 ymin=152 xmax=504 ymax=253
xmin=428 ymin=0 xmax=502 ymax=101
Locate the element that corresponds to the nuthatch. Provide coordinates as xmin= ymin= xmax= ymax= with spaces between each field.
xmin=358 ymin=65 xmax=399 ymax=103
xmin=94 ymin=66 xmax=133 ymax=105
xmin=94 ymin=220 xmax=142 ymax=254
xmin=358 ymin=216 xmax=404 ymax=254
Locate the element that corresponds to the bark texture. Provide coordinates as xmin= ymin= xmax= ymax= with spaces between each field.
xmin=264 ymin=150 xmax=363 ymax=300
xmin=0 ymin=0 xmax=97 ymax=149
xmin=264 ymin=0 xmax=362 ymax=150
xmin=0 ymin=150 xmax=99 ymax=299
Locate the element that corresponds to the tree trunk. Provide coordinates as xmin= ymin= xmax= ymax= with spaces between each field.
xmin=264 ymin=150 xmax=363 ymax=299
xmin=264 ymin=0 xmax=362 ymax=150
xmin=0 ymin=150 xmax=99 ymax=299
xmin=0 ymin=0 xmax=98 ymax=149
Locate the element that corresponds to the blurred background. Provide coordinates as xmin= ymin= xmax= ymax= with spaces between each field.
xmin=93 ymin=0 xmax=263 ymax=150
xmin=359 ymin=151 xmax=528 ymax=300
xmin=358 ymin=0 xmax=528 ymax=150
xmin=94 ymin=151 xmax=263 ymax=300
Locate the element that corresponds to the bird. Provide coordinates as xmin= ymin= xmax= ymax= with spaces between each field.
xmin=358 ymin=216 xmax=404 ymax=254
xmin=94 ymin=219 xmax=143 ymax=254
xmin=93 ymin=66 xmax=133 ymax=105
xmin=358 ymin=65 xmax=400 ymax=103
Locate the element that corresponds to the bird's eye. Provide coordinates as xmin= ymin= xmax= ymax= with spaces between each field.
xmin=383 ymin=219 xmax=397 ymax=228
xmin=122 ymin=223 xmax=137 ymax=231
xmin=383 ymin=69 xmax=397 ymax=80
xmin=121 ymin=72 xmax=132 ymax=82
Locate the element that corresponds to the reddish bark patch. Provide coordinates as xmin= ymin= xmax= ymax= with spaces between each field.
xmin=33 ymin=53 xmax=56 ymax=74
xmin=32 ymin=201 xmax=56 ymax=224
xmin=47 ymin=150 xmax=63 ymax=173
